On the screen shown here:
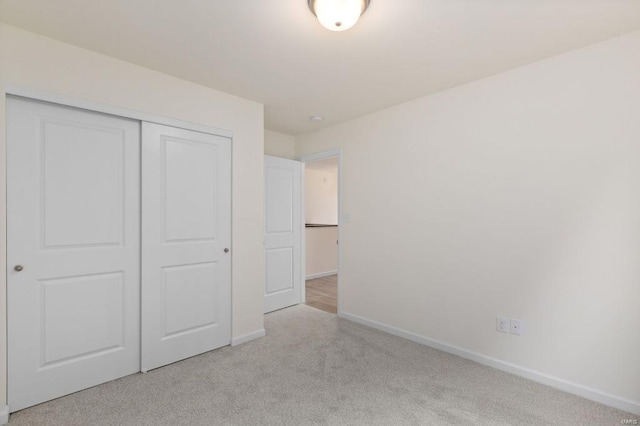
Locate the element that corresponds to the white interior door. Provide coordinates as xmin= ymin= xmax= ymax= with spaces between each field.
xmin=7 ymin=96 xmax=141 ymax=411
xmin=141 ymin=122 xmax=231 ymax=371
xmin=264 ymin=156 xmax=303 ymax=313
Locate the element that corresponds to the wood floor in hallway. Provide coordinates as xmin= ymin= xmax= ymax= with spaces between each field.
xmin=305 ymin=274 xmax=337 ymax=314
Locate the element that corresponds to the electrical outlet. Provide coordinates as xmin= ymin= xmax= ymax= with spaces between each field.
xmin=496 ymin=316 xmax=509 ymax=333
xmin=510 ymin=319 xmax=523 ymax=336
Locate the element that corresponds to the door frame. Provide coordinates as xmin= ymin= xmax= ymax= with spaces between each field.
xmin=296 ymin=149 xmax=343 ymax=315
xmin=1 ymin=87 xmax=234 ymax=414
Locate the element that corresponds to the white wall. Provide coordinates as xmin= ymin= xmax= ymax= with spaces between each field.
xmin=305 ymin=168 xmax=338 ymax=225
xmin=296 ymin=30 xmax=640 ymax=411
xmin=0 ymin=24 xmax=265 ymax=409
xmin=306 ymin=227 xmax=338 ymax=278
xmin=264 ymin=129 xmax=295 ymax=159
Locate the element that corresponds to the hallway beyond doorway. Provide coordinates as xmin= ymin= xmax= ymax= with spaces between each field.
xmin=305 ymin=275 xmax=337 ymax=314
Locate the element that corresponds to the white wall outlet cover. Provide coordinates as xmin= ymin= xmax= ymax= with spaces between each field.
xmin=496 ymin=316 xmax=509 ymax=333
xmin=510 ymin=319 xmax=524 ymax=336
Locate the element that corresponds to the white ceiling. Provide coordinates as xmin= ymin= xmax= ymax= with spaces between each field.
xmin=1 ymin=1 xmax=640 ymax=135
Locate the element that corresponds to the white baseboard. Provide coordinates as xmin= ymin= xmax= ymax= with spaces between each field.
xmin=339 ymin=311 xmax=640 ymax=416
xmin=0 ymin=405 xmax=9 ymax=425
xmin=306 ymin=270 xmax=337 ymax=280
xmin=231 ymin=329 xmax=266 ymax=347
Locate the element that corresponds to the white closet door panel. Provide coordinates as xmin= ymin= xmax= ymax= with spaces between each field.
xmin=264 ymin=156 xmax=303 ymax=313
xmin=142 ymin=122 xmax=231 ymax=371
xmin=7 ymin=96 xmax=140 ymax=412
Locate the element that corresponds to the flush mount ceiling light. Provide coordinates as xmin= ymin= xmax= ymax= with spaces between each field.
xmin=308 ymin=0 xmax=370 ymax=32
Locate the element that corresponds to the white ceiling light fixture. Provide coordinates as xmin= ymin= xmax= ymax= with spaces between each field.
xmin=308 ymin=0 xmax=370 ymax=32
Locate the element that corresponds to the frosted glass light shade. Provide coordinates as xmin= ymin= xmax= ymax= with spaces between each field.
xmin=309 ymin=0 xmax=369 ymax=32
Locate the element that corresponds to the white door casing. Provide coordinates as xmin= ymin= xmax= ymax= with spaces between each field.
xmin=141 ymin=122 xmax=232 ymax=371
xmin=7 ymin=96 xmax=141 ymax=411
xmin=264 ymin=156 xmax=303 ymax=313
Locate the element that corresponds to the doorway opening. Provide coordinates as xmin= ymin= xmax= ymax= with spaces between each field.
xmin=300 ymin=151 xmax=341 ymax=314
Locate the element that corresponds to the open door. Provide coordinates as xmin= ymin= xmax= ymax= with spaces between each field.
xmin=264 ymin=156 xmax=303 ymax=313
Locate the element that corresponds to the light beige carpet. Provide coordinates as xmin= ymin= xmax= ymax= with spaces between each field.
xmin=8 ymin=305 xmax=635 ymax=425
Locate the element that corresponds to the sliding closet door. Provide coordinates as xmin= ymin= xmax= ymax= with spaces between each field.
xmin=7 ymin=96 xmax=141 ymax=411
xmin=141 ymin=122 xmax=232 ymax=371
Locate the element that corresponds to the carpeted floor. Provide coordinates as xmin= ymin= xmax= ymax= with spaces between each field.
xmin=8 ymin=305 xmax=634 ymax=425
